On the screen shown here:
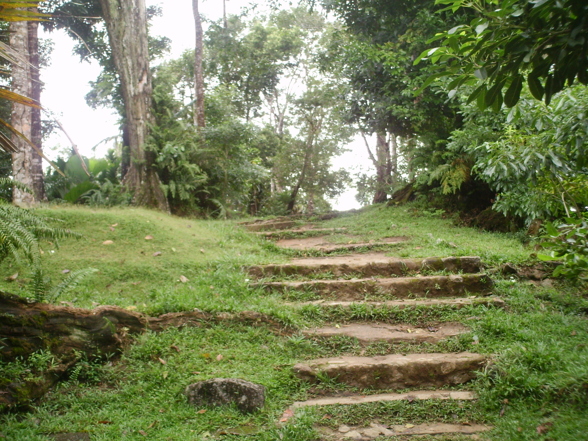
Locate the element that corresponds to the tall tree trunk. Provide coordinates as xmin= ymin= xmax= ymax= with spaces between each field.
xmin=389 ymin=134 xmax=398 ymax=187
xmin=10 ymin=18 xmax=42 ymax=207
xmin=99 ymin=0 xmax=168 ymax=211
xmin=193 ymin=0 xmax=206 ymax=129
xmin=372 ymin=131 xmax=391 ymax=204
xmin=27 ymin=17 xmax=44 ymax=202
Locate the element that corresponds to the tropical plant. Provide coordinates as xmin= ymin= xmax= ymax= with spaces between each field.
xmin=539 ymin=214 xmax=588 ymax=284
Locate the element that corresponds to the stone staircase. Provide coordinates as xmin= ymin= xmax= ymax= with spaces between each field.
xmin=246 ymin=219 xmax=499 ymax=440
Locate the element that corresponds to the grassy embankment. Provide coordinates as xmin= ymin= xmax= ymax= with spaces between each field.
xmin=1 ymin=204 xmax=587 ymax=440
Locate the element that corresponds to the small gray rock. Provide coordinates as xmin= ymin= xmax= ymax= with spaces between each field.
xmin=185 ymin=378 xmax=265 ymax=413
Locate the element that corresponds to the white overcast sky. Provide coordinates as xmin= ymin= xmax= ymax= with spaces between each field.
xmin=39 ymin=0 xmax=367 ymax=209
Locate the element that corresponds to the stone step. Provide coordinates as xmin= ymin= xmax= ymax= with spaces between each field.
xmin=248 ymin=254 xmax=482 ymax=279
xmin=256 ymin=227 xmax=348 ymax=239
xmin=318 ymin=422 xmax=491 ymax=440
xmin=293 ymin=352 xmax=487 ymax=389
xmin=292 ymin=390 xmax=477 ymax=408
xmin=303 ymin=322 xmax=468 ymax=345
xmin=256 ymin=274 xmax=492 ymax=300
xmin=243 ymin=220 xmax=298 ymax=232
xmin=293 ymin=297 xmax=506 ymax=310
xmin=274 ymin=236 xmax=409 ymax=252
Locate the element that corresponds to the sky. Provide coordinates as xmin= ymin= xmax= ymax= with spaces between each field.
xmin=39 ymin=0 xmax=368 ymax=210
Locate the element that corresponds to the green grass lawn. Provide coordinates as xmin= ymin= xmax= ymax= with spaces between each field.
xmin=1 ymin=204 xmax=587 ymax=440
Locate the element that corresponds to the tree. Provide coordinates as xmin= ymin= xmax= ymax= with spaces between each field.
xmin=192 ymin=0 xmax=205 ymax=129
xmin=418 ymin=0 xmax=588 ymax=108
xmin=324 ymin=0 xmax=463 ymax=202
xmin=9 ymin=9 xmax=44 ymax=207
xmin=98 ymin=0 xmax=168 ymax=211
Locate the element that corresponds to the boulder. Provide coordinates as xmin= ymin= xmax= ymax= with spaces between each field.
xmin=185 ymin=378 xmax=265 ymax=413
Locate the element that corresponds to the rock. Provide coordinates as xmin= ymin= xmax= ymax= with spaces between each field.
xmin=343 ymin=430 xmax=364 ymax=439
xmin=185 ymin=378 xmax=265 ymax=413
xmin=338 ymin=425 xmax=351 ymax=433
xmin=362 ymin=428 xmax=382 ymax=438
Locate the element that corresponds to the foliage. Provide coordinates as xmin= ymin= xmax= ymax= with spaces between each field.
xmin=539 ymin=215 xmax=588 ymax=283
xmin=418 ymin=0 xmax=588 ymax=108
xmin=468 ymin=86 xmax=588 ymax=221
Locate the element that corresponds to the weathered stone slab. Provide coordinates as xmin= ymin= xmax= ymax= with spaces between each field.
xmin=257 ymin=227 xmax=347 ymax=239
xmin=292 ymin=390 xmax=477 ymax=408
xmin=274 ymin=236 xmax=409 ymax=252
xmin=257 ymin=274 xmax=493 ymax=300
xmin=293 ymin=297 xmax=506 ymax=309
xmin=185 ymin=378 xmax=265 ymax=413
xmin=293 ymin=352 xmax=487 ymax=389
xmin=244 ymin=221 xmax=297 ymax=232
xmin=317 ymin=423 xmax=491 ymax=439
xmin=304 ymin=322 xmax=468 ymax=344
xmin=247 ymin=254 xmax=482 ymax=278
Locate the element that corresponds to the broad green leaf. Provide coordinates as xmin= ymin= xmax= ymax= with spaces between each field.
xmin=527 ymin=73 xmax=544 ymax=100
xmin=504 ymin=75 xmax=523 ymax=107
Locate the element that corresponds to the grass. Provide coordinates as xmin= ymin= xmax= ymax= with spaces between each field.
xmin=1 ymin=203 xmax=587 ymax=440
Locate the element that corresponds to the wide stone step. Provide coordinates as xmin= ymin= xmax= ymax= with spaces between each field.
xmin=303 ymin=322 xmax=468 ymax=345
xmin=243 ymin=220 xmax=298 ymax=232
xmin=293 ymin=352 xmax=487 ymax=389
xmin=248 ymin=254 xmax=482 ymax=278
xmin=294 ymin=297 xmax=506 ymax=309
xmin=292 ymin=390 xmax=477 ymax=408
xmin=317 ymin=422 xmax=491 ymax=440
xmin=257 ymin=227 xmax=347 ymax=239
xmin=257 ymin=274 xmax=492 ymax=300
xmin=274 ymin=236 xmax=409 ymax=252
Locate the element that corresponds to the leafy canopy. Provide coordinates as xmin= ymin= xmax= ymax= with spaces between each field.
xmin=417 ymin=0 xmax=588 ymax=108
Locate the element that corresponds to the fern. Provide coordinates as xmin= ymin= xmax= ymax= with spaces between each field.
xmin=47 ymin=268 xmax=99 ymax=303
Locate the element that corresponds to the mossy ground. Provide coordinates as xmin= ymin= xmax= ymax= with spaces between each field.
xmin=1 ymin=204 xmax=587 ymax=440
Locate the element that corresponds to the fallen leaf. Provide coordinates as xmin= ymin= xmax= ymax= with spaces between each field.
xmin=179 ymin=275 xmax=189 ymax=283
xmin=111 ymin=223 xmax=118 ymax=227
xmin=187 ymin=224 xmax=192 ymax=228
xmin=216 ymin=354 xmax=223 ymax=361
xmin=536 ymin=422 xmax=553 ymax=434
xmin=200 ymin=249 xmax=205 ymax=253
xmin=153 ymin=251 xmax=162 ymax=257
xmin=191 ymin=371 xmax=202 ymax=375
xmin=159 ymin=409 xmax=166 ymax=413
xmin=102 ymin=240 xmax=114 ymax=245
xmin=321 ymin=414 xmax=332 ymax=420
xmin=5 ymin=273 xmax=18 ymax=282
xmin=138 ymin=430 xmax=147 ymax=436
xmin=125 ymin=305 xmax=137 ymax=311
xmin=145 ymin=235 xmax=153 ymax=240
xmin=97 ymin=421 xmax=113 ymax=425
xmin=201 ymin=353 xmax=211 ymax=359
xmin=132 ymin=281 xmax=141 ymax=285
xmin=62 ymin=269 xmax=70 ymax=274
xmin=109 ymin=227 xmax=115 ymax=232
xmin=197 ymin=409 xmax=207 ymax=414
xmin=405 ymin=424 xmax=415 ymax=429
xmin=571 ymin=330 xmax=577 ymax=336
xmin=170 ymin=345 xmax=181 ymax=353
xmin=158 ymin=357 xmax=167 ymax=365
xmin=147 ymin=421 xmax=158 ymax=429
xmin=279 ymin=408 xmax=295 ymax=423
